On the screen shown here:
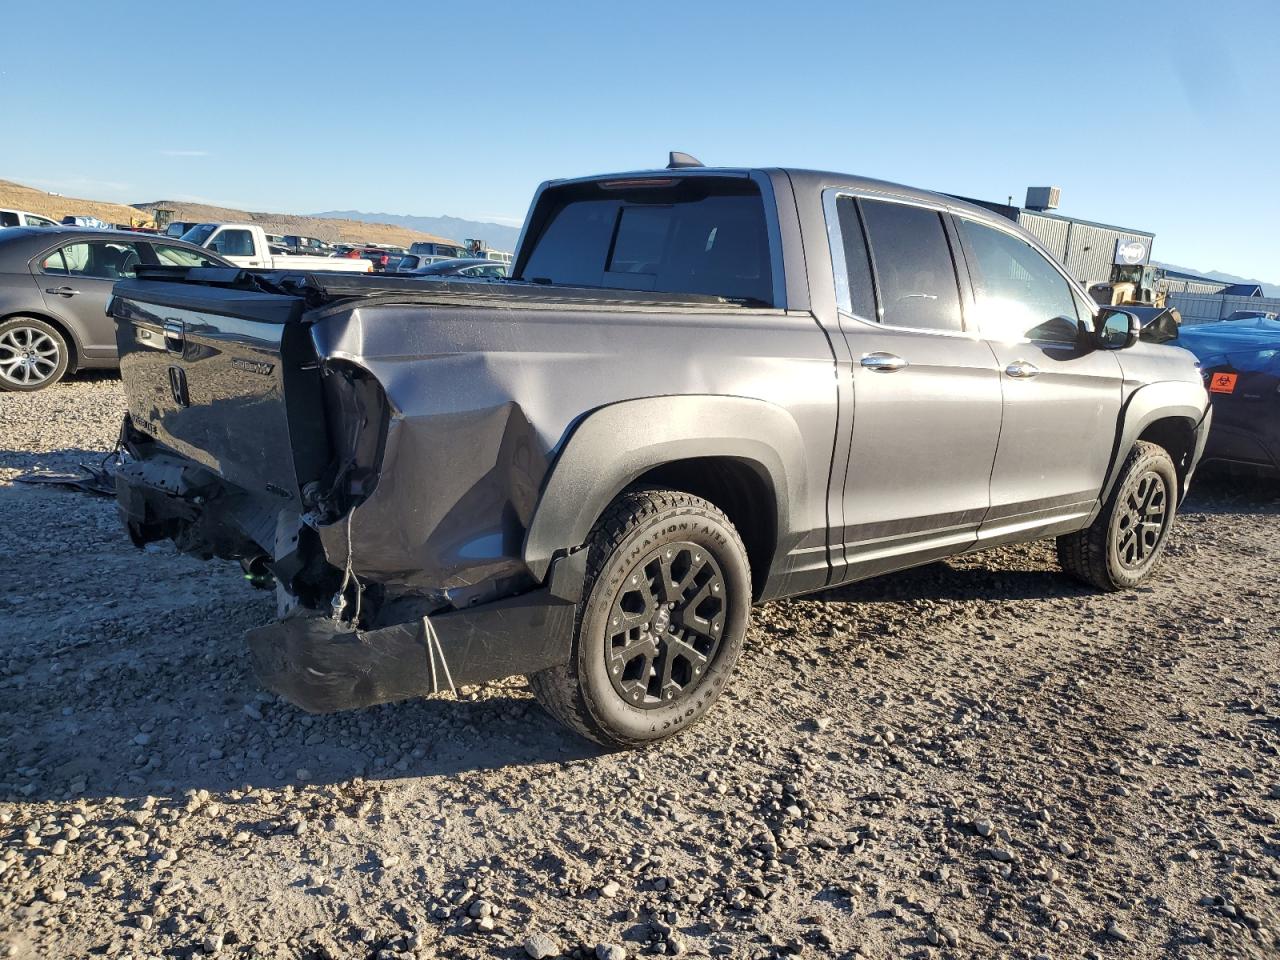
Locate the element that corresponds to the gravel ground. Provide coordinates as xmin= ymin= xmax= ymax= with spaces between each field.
xmin=2 ymin=377 xmax=1278 ymax=960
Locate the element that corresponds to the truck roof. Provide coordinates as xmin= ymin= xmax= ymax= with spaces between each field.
xmin=546 ymin=166 xmax=1013 ymax=229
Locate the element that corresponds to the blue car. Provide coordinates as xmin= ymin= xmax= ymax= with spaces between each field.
xmin=1174 ymin=316 xmax=1280 ymax=478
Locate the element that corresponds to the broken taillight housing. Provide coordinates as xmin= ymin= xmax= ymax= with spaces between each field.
xmin=307 ymin=361 xmax=390 ymax=521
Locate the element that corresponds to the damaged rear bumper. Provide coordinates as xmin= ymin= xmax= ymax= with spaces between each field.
xmin=114 ymin=439 xmax=587 ymax=713
xmin=246 ymin=586 xmax=577 ymax=713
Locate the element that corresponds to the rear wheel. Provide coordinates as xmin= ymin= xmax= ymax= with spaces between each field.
xmin=1057 ymin=441 xmax=1178 ymax=590
xmin=0 ymin=317 xmax=69 ymax=392
xmin=528 ymin=488 xmax=751 ymax=748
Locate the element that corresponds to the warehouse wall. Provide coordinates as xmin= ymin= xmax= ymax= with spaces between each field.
xmin=1170 ymin=293 xmax=1280 ymax=325
xmin=1018 ymin=212 xmax=1154 ymax=287
xmin=1163 ymin=278 xmax=1230 ymax=296
xmin=1017 ymin=213 xmax=1070 ymax=261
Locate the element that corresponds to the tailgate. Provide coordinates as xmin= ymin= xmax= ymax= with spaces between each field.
xmin=111 ymin=278 xmax=328 ymax=507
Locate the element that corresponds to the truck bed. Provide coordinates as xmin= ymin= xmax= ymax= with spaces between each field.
xmin=109 ymin=265 xmax=789 ymax=566
xmin=129 ymin=265 xmax=781 ymax=314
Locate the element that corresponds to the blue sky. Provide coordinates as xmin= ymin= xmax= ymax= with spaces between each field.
xmin=2 ymin=0 xmax=1276 ymax=279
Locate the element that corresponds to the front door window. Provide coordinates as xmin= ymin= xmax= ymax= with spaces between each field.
xmin=956 ymin=218 xmax=1081 ymax=344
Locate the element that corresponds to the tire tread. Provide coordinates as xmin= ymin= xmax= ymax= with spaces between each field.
xmin=528 ymin=487 xmax=748 ymax=748
xmin=1056 ymin=440 xmax=1174 ymax=591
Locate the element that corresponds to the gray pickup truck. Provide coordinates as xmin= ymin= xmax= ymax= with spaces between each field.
xmin=110 ymin=158 xmax=1211 ymax=747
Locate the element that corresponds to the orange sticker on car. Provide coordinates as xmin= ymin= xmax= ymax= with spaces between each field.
xmin=1209 ymin=372 xmax=1238 ymax=394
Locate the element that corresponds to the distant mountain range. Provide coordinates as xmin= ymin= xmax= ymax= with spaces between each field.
xmin=311 ymin=211 xmax=522 ymax=253
xmin=1156 ymin=262 xmax=1280 ymax=299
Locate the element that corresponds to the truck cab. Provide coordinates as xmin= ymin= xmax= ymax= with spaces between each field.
xmin=0 ymin=209 xmax=60 ymax=229
xmin=182 ymin=223 xmax=372 ymax=272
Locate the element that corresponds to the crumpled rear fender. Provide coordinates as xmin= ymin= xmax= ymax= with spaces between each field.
xmin=306 ymin=303 xmax=827 ymax=607
xmin=309 ymin=311 xmax=549 ymax=605
xmin=521 ymin=394 xmax=807 ymax=583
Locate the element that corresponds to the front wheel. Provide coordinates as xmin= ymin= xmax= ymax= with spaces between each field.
xmin=1057 ymin=441 xmax=1178 ymax=591
xmin=528 ymin=488 xmax=751 ymax=748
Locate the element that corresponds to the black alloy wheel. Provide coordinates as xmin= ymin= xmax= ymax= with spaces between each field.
xmin=1113 ymin=469 xmax=1170 ymax=570
xmin=527 ymin=487 xmax=751 ymax=748
xmin=605 ymin=542 xmax=727 ymax=709
xmin=1056 ymin=440 xmax=1179 ymax=591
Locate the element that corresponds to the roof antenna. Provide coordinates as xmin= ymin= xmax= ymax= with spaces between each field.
xmin=667 ymin=151 xmax=704 ymax=169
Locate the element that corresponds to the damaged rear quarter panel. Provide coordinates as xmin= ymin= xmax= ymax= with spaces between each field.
xmin=308 ymin=300 xmax=837 ymax=602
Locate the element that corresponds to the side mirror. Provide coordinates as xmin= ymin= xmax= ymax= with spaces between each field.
xmin=1139 ymin=307 xmax=1181 ymax=345
xmin=1095 ymin=307 xmax=1140 ymax=350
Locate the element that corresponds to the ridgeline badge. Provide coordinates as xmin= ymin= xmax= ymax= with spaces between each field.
xmin=231 ymin=357 xmax=275 ymax=376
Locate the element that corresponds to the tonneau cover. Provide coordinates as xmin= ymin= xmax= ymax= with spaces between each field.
xmin=125 ymin=266 xmax=776 ymax=313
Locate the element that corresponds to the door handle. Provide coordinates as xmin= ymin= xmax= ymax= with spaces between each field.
xmin=1005 ymin=360 xmax=1041 ymax=379
xmin=45 ymin=286 xmax=81 ymax=297
xmin=163 ymin=319 xmax=186 ymax=355
xmin=860 ymin=352 xmax=909 ymax=372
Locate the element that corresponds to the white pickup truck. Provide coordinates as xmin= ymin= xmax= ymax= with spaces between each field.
xmin=179 ymin=223 xmax=372 ymax=273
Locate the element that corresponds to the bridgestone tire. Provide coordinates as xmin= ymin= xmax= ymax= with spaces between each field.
xmin=1056 ymin=441 xmax=1178 ymax=591
xmin=0 ymin=316 xmax=70 ymax=392
xmin=528 ymin=488 xmax=751 ymax=748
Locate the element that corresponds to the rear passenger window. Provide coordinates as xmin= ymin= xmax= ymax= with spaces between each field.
xmin=860 ymin=199 xmax=963 ymax=332
xmin=832 ymin=196 xmax=876 ymax=321
xmin=57 ymin=241 xmax=144 ymax=279
xmin=39 ymin=248 xmax=68 ymax=274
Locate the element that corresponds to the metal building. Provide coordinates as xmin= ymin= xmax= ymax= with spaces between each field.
xmin=950 ymin=191 xmax=1155 ymax=288
xmin=1169 ymin=291 xmax=1279 ymax=325
xmin=1162 ymin=272 xmax=1232 ymax=296
xmin=1161 ymin=270 xmax=1263 ymax=297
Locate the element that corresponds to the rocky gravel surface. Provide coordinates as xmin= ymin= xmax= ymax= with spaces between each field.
xmin=2 ymin=377 xmax=1279 ymax=960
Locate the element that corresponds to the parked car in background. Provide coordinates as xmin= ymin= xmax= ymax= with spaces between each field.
xmin=108 ymin=160 xmax=1210 ymax=747
xmin=410 ymin=257 xmax=508 ymax=278
xmin=180 ymin=224 xmax=373 ymax=273
xmin=162 ymin=221 xmax=201 ymax=239
xmin=393 ymin=253 xmax=451 ymax=273
xmin=0 ymin=228 xmax=230 ymax=391
xmin=408 ymin=239 xmax=468 ymax=259
xmin=341 ymin=246 xmax=401 ymax=272
xmin=1223 ymin=309 xmax=1278 ymax=322
xmin=61 ymin=215 xmax=110 ymax=229
xmin=1 ymin=210 xmax=59 ymax=229
xmin=1175 ymin=315 xmax=1280 ymax=478
xmin=280 ymin=235 xmax=334 ymax=257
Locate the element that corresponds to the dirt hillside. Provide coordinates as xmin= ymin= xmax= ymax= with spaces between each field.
xmin=131 ymin=200 xmax=456 ymax=248
xmin=0 ymin=181 xmax=149 ymax=230
xmin=0 ymin=179 xmax=457 ymax=248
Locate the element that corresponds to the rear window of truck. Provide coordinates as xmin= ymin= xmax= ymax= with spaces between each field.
xmin=181 ymin=224 xmax=215 ymax=246
xmin=517 ymin=179 xmax=773 ymax=304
